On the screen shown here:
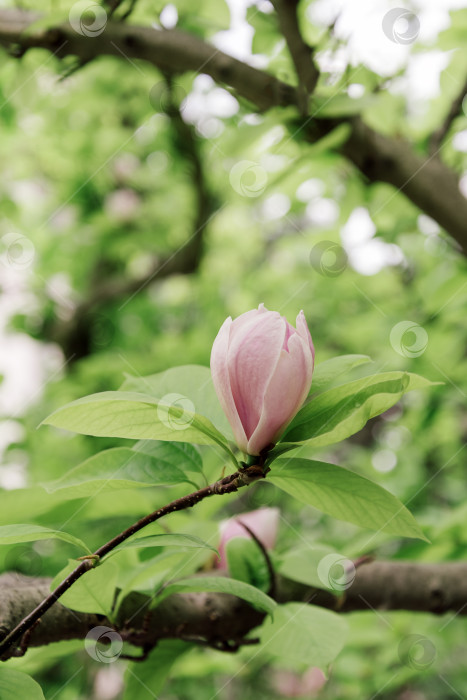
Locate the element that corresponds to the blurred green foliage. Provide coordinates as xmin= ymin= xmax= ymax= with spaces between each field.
xmin=1 ymin=0 xmax=467 ymax=698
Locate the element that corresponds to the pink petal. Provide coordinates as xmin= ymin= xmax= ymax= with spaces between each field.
xmin=227 ymin=311 xmax=286 ymax=441
xmin=210 ymin=316 xmax=248 ymax=452
xmin=217 ymin=507 xmax=280 ymax=570
xmin=248 ymin=329 xmax=313 ymax=454
xmin=296 ymin=310 xmax=315 ymax=365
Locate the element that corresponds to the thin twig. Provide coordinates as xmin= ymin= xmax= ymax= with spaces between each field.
xmin=0 ymin=463 xmax=268 ymax=660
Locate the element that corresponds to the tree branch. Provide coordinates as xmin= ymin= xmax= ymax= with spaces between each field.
xmin=0 ymin=9 xmax=296 ymax=110
xmin=0 ymin=463 xmax=267 ymax=660
xmin=1 ymin=9 xmax=466 ymax=253
xmin=1 ymin=560 xmax=466 ymax=659
xmin=45 ymin=78 xmax=215 ymax=361
xmin=271 ymin=0 xmax=319 ymax=113
xmin=429 ymin=74 xmax=467 ymax=155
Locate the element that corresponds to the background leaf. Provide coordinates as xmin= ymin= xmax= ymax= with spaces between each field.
xmin=0 ymin=669 xmax=45 ymax=700
xmin=0 ymin=524 xmax=90 ymax=553
xmin=108 ymin=533 xmax=218 ymax=558
xmin=152 ymin=576 xmax=276 ymax=615
xmin=51 ymin=559 xmax=118 ymax=616
xmin=123 ymin=641 xmax=191 ymax=700
xmin=278 ymin=544 xmax=337 ymax=590
xmin=269 ymin=458 xmax=426 ymax=539
xmin=258 ymin=603 xmax=348 ymax=668
xmin=225 ymin=537 xmax=271 ymax=591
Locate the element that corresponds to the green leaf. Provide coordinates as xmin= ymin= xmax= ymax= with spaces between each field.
xmin=258 ymin=602 xmax=347 ymax=668
xmin=42 ymin=390 xmax=237 ymax=465
xmin=176 ymin=0 xmax=230 ymax=32
xmin=152 ymin=576 xmax=276 ymax=615
xmin=0 ymin=524 xmax=90 ymax=553
xmin=44 ymin=445 xmax=194 ymax=498
xmin=108 ymin=533 xmax=218 ymax=558
xmin=0 ymin=669 xmax=45 ymax=700
xmin=123 ymin=641 xmax=190 ymax=700
xmin=312 ymin=93 xmax=376 ymax=117
xmin=115 ymin=551 xmax=188 ymax=611
xmin=311 ymin=354 xmax=372 ymax=393
xmin=121 ymin=365 xmax=232 ymax=438
xmin=283 ymin=372 xmax=434 ymax=447
xmin=269 ymin=458 xmax=427 ymax=540
xmin=264 ymin=442 xmax=300 ymax=465
xmin=134 ymin=440 xmax=205 ymax=480
xmin=225 ymin=537 xmax=270 ymax=591
xmin=51 ymin=559 xmax=118 ymax=616
xmin=278 ymin=544 xmax=337 ymax=590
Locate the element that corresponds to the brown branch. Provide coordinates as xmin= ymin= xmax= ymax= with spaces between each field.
xmin=271 ymin=0 xmax=319 ymax=113
xmin=1 ymin=10 xmax=466 ymax=253
xmin=0 ymin=463 xmax=267 ymax=660
xmin=429 ymin=74 xmax=467 ymax=155
xmin=335 ymin=116 xmax=467 ymax=252
xmin=0 ymin=9 xmax=296 ymax=110
xmin=1 ymin=560 xmax=466 ymax=660
xmin=45 ymin=77 xmax=214 ymax=361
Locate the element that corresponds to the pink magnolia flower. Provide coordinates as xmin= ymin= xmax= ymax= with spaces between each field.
xmin=210 ymin=304 xmax=314 ymax=456
xmin=272 ymin=667 xmax=327 ymax=697
xmin=217 ymin=507 xmax=280 ymax=570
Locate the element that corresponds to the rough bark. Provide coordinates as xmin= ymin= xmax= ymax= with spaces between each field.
xmin=1 ymin=560 xmax=466 ymax=659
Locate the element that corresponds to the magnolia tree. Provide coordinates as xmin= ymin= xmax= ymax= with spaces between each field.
xmin=0 ymin=1 xmax=466 ymax=698
xmin=0 ymin=304 xmax=445 ymax=695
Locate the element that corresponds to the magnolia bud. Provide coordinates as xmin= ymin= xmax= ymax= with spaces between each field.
xmin=216 ymin=507 xmax=280 ymax=570
xmin=211 ymin=304 xmax=314 ymax=455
